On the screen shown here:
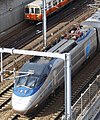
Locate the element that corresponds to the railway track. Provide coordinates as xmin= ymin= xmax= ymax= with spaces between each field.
xmin=0 ymin=82 xmax=13 ymax=112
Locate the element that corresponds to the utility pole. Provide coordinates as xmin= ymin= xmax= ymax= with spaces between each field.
xmin=43 ymin=0 xmax=47 ymax=49
xmin=63 ymin=53 xmax=71 ymax=120
xmin=0 ymin=52 xmax=3 ymax=82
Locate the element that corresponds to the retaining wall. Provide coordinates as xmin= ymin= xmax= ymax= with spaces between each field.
xmin=0 ymin=0 xmax=33 ymax=33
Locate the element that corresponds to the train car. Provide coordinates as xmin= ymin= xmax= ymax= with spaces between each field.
xmin=11 ymin=23 xmax=99 ymax=115
xmin=25 ymin=0 xmax=72 ymax=21
xmin=81 ymin=10 xmax=100 ymax=50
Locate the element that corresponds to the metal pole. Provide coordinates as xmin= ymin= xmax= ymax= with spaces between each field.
xmin=43 ymin=0 xmax=47 ymax=49
xmin=64 ymin=54 xmax=67 ymax=119
xmin=64 ymin=53 xmax=71 ymax=119
xmin=89 ymin=84 xmax=91 ymax=106
xmin=81 ymin=93 xmax=83 ymax=116
xmin=13 ymin=67 xmax=16 ymax=83
xmin=0 ymin=52 xmax=3 ymax=82
xmin=67 ymin=53 xmax=71 ymax=119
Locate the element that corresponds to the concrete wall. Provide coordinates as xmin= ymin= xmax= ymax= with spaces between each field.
xmin=0 ymin=0 xmax=33 ymax=33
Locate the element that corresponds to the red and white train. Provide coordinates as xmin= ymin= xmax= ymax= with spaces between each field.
xmin=25 ymin=0 xmax=72 ymax=21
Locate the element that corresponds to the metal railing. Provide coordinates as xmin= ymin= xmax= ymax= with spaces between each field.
xmin=69 ymin=74 xmax=100 ymax=120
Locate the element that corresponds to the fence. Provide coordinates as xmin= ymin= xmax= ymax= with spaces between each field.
xmin=68 ymin=74 xmax=100 ymax=120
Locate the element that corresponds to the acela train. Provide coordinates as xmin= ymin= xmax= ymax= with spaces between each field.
xmin=12 ymin=10 xmax=100 ymax=115
xmin=25 ymin=0 xmax=73 ymax=21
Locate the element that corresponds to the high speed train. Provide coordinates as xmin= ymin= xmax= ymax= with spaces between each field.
xmin=12 ymin=10 xmax=100 ymax=115
xmin=25 ymin=0 xmax=73 ymax=21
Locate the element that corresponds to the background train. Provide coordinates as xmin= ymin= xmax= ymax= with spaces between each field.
xmin=12 ymin=10 xmax=100 ymax=115
xmin=25 ymin=0 xmax=73 ymax=21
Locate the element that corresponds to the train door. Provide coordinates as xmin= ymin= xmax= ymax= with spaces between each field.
xmin=47 ymin=1 xmax=52 ymax=15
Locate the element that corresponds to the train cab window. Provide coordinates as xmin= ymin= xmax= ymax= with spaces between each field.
xmin=26 ymin=75 xmax=39 ymax=88
xmin=15 ymin=73 xmax=27 ymax=87
xmin=35 ymin=8 xmax=40 ymax=14
xmin=31 ymin=8 xmax=34 ymax=13
xmin=25 ymin=7 xmax=29 ymax=13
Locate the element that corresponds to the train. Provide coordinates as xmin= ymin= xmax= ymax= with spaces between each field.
xmin=12 ymin=10 xmax=100 ymax=115
xmin=25 ymin=0 xmax=73 ymax=21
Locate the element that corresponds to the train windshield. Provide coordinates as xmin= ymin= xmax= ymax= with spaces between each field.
xmin=15 ymin=63 xmax=48 ymax=88
xmin=35 ymin=8 xmax=40 ymax=14
xmin=25 ymin=7 xmax=40 ymax=14
xmin=25 ymin=7 xmax=29 ymax=13
xmin=31 ymin=7 xmax=40 ymax=14
xmin=15 ymin=74 xmax=40 ymax=88
xmin=26 ymin=75 xmax=39 ymax=87
xmin=31 ymin=8 xmax=34 ymax=13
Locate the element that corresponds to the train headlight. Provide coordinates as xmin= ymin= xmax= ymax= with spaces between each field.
xmin=26 ymin=15 xmax=29 ymax=19
xmin=24 ymin=90 xmax=27 ymax=93
xmin=36 ymin=15 xmax=41 ymax=21
xmin=49 ymin=64 xmax=53 ymax=68
xmin=20 ymin=90 xmax=23 ymax=93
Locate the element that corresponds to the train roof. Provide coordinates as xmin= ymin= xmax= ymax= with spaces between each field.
xmin=27 ymin=0 xmax=51 ymax=6
xmin=86 ymin=10 xmax=100 ymax=22
xmin=20 ymin=62 xmax=47 ymax=75
xmin=27 ymin=0 xmax=42 ymax=6
xmin=82 ymin=10 xmax=100 ymax=28
xmin=55 ymin=40 xmax=76 ymax=53
xmin=48 ymin=40 xmax=77 ymax=53
xmin=48 ymin=40 xmax=68 ymax=52
xmin=60 ymin=24 xmax=95 ymax=42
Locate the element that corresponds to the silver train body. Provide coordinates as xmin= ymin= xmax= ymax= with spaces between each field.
xmin=12 ymin=10 xmax=100 ymax=115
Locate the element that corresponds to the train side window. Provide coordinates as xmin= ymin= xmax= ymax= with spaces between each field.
xmin=31 ymin=8 xmax=34 ymax=13
xmin=35 ymin=8 xmax=40 ymax=14
xmin=48 ymin=2 xmax=52 ymax=9
xmin=53 ymin=0 xmax=57 ymax=6
xmin=58 ymin=0 xmax=61 ymax=3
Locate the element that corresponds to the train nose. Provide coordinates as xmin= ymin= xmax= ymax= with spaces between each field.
xmin=12 ymin=93 xmax=31 ymax=114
